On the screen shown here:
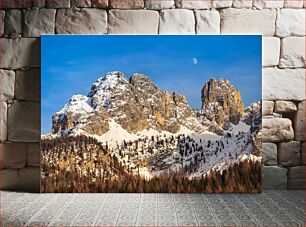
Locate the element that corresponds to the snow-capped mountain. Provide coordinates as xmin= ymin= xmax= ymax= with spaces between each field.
xmin=45 ymin=71 xmax=261 ymax=181
xmin=52 ymin=71 xmax=207 ymax=136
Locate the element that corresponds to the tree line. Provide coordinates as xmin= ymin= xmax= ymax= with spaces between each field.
xmin=41 ymin=135 xmax=261 ymax=193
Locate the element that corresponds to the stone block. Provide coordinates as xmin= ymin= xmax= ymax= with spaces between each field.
xmin=288 ymin=166 xmax=304 ymax=189
xmin=232 ymin=0 xmax=253 ymax=8
xmin=272 ymin=113 xmax=282 ymax=118
xmin=32 ymin=0 xmax=46 ymax=8
xmin=195 ymin=10 xmax=220 ymax=34
xmin=56 ymin=8 xmax=107 ymax=34
xmin=301 ymin=142 xmax=305 ymax=165
xmin=27 ymin=143 xmax=40 ymax=167
xmin=0 ymin=167 xmax=40 ymax=192
xmin=8 ymin=102 xmax=40 ymax=142
xmin=23 ymin=9 xmax=56 ymax=37
xmin=109 ymin=0 xmax=144 ymax=8
xmin=220 ymin=8 xmax=276 ymax=36
xmin=0 ymin=102 xmax=7 ymax=142
xmin=15 ymin=68 xmax=40 ymax=101
xmin=4 ymin=9 xmax=22 ymax=34
xmin=46 ymin=0 xmax=70 ymax=8
xmin=0 ymin=143 xmax=27 ymax=169
xmin=0 ymin=0 xmax=32 ymax=9
xmin=253 ymin=0 xmax=284 ymax=8
xmin=262 ymin=68 xmax=305 ymax=101
xmin=262 ymin=37 xmax=280 ymax=66
xmin=71 ymin=0 xmax=91 ymax=7
xmin=274 ymin=101 xmax=297 ymax=113
xmin=108 ymin=10 xmax=159 ymax=34
xmin=0 ymin=10 xmax=4 ymax=35
xmin=262 ymin=101 xmax=274 ymax=115
xmin=145 ymin=0 xmax=175 ymax=9
xmin=0 ymin=69 xmax=15 ymax=102
xmin=276 ymin=9 xmax=305 ymax=37
xmin=175 ymin=0 xmax=212 ymax=9
xmin=0 ymin=38 xmax=40 ymax=69
xmin=263 ymin=143 xmax=277 ymax=166
xmin=294 ymin=101 xmax=305 ymax=141
xmin=262 ymin=166 xmax=287 ymax=189
xmin=159 ymin=9 xmax=195 ymax=34
xmin=284 ymin=0 xmax=304 ymax=8
xmin=262 ymin=117 xmax=294 ymax=142
xmin=278 ymin=141 xmax=301 ymax=167
xmin=280 ymin=37 xmax=305 ymax=68
xmin=91 ymin=0 xmax=108 ymax=8
xmin=212 ymin=0 xmax=233 ymax=8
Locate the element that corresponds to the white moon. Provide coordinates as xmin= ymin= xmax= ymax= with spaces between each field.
xmin=192 ymin=58 xmax=198 ymax=65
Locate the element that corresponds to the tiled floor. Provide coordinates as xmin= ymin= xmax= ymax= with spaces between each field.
xmin=1 ymin=190 xmax=304 ymax=226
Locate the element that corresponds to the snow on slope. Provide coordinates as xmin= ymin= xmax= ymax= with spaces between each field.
xmin=88 ymin=72 xmax=129 ymax=109
xmin=56 ymin=94 xmax=94 ymax=117
xmin=90 ymin=116 xmax=254 ymax=180
xmin=48 ymin=72 xmax=260 ymax=180
xmin=230 ymin=121 xmax=250 ymax=133
xmin=149 ymin=121 xmax=253 ymax=179
xmin=94 ymin=120 xmax=221 ymax=148
xmin=97 ymin=120 xmax=138 ymax=146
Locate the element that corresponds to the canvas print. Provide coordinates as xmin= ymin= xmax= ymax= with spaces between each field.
xmin=41 ymin=35 xmax=262 ymax=193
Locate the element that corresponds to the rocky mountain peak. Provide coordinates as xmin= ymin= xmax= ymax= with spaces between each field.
xmin=88 ymin=71 xmax=130 ymax=110
xmin=201 ymin=78 xmax=244 ymax=129
xmin=129 ymin=73 xmax=160 ymax=97
xmin=51 ymin=72 xmax=254 ymax=138
xmin=52 ymin=71 xmax=205 ymax=136
xmin=89 ymin=71 xmax=128 ymax=93
xmin=130 ymin=73 xmax=152 ymax=84
xmin=173 ymin=92 xmax=188 ymax=105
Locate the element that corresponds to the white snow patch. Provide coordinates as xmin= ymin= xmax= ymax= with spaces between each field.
xmin=89 ymin=71 xmax=129 ymax=109
xmin=57 ymin=94 xmax=94 ymax=116
xmin=175 ymin=125 xmax=221 ymax=142
xmin=230 ymin=121 xmax=251 ymax=133
xmin=137 ymin=128 xmax=164 ymax=138
xmin=239 ymin=154 xmax=262 ymax=162
xmin=191 ymin=131 xmax=221 ymax=142
xmin=175 ymin=126 xmax=194 ymax=135
xmin=97 ymin=120 xmax=138 ymax=147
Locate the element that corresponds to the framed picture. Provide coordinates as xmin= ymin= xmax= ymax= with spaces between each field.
xmin=41 ymin=35 xmax=262 ymax=193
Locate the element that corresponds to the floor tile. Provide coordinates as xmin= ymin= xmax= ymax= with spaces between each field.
xmin=0 ymin=190 xmax=304 ymax=227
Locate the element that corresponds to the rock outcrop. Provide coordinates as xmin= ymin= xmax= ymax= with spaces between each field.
xmin=52 ymin=71 xmax=201 ymax=135
xmin=200 ymin=78 xmax=244 ymax=129
xmin=52 ymin=94 xmax=109 ymax=135
xmin=51 ymin=72 xmax=258 ymax=138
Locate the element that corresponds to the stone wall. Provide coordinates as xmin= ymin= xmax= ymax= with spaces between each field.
xmin=0 ymin=0 xmax=305 ymax=192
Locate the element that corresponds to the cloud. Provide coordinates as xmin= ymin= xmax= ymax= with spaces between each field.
xmin=192 ymin=58 xmax=198 ymax=65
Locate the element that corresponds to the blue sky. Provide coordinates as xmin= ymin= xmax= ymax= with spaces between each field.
xmin=42 ymin=35 xmax=262 ymax=134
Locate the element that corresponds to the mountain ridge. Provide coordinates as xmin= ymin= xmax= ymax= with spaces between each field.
xmin=50 ymin=71 xmax=259 ymax=139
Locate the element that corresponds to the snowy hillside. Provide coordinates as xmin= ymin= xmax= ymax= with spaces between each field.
xmin=88 ymin=119 xmax=259 ymax=180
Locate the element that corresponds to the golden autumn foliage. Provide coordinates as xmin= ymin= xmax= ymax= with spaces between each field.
xmin=41 ymin=135 xmax=261 ymax=193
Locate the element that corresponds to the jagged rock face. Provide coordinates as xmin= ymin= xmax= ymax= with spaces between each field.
xmin=242 ymin=101 xmax=262 ymax=129
xmin=83 ymin=112 xmax=109 ymax=135
xmin=129 ymin=74 xmax=195 ymax=132
xmin=242 ymin=101 xmax=262 ymax=157
xmin=88 ymin=72 xmax=146 ymax=132
xmin=51 ymin=73 xmax=256 ymax=137
xmin=52 ymin=72 xmax=198 ymax=135
xmin=52 ymin=94 xmax=109 ymax=135
xmin=201 ymin=79 xmax=244 ymax=128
